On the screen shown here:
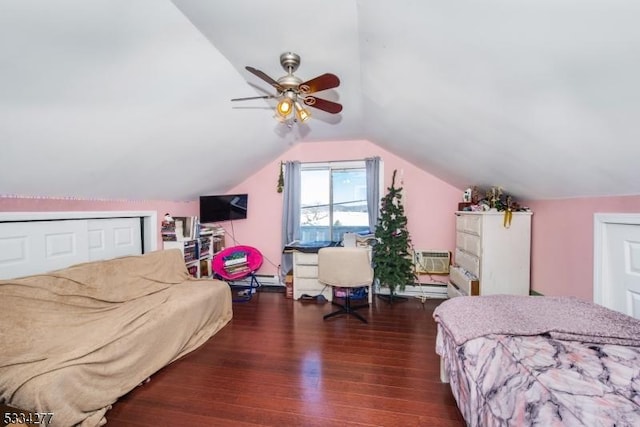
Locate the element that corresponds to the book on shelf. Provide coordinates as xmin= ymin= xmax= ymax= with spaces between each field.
xmin=200 ymin=259 xmax=210 ymax=277
xmin=212 ymin=237 xmax=224 ymax=253
xmin=161 ymin=221 xmax=175 ymax=232
xmin=199 ymin=236 xmax=212 ymax=257
xmin=161 ymin=220 xmax=177 ymax=241
xmin=199 ymin=223 xmax=215 ymax=237
xmin=200 ymin=223 xmax=225 ymax=236
xmin=191 ymin=216 xmax=199 ymax=239
xmin=186 ymin=265 xmax=198 ymax=278
xmin=183 ymin=243 xmax=197 ymax=262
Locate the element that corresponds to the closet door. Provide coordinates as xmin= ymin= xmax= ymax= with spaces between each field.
xmin=87 ymin=218 xmax=142 ymax=261
xmin=0 ymin=220 xmax=89 ymax=279
xmin=0 ymin=218 xmax=143 ymax=280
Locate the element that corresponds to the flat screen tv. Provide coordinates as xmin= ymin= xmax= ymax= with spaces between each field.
xmin=199 ymin=194 xmax=248 ymax=223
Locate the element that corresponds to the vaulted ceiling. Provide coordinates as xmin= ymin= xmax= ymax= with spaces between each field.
xmin=1 ymin=0 xmax=638 ymax=201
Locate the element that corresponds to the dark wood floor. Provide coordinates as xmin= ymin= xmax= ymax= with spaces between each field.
xmin=106 ymin=291 xmax=465 ymax=427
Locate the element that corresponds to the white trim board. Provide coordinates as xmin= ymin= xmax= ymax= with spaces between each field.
xmin=593 ymin=213 xmax=640 ymax=306
xmin=376 ymin=283 xmax=447 ymax=299
xmin=0 ymin=211 xmax=158 ymax=253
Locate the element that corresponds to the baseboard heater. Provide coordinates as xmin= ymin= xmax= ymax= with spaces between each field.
xmin=376 ymin=283 xmax=447 ymax=299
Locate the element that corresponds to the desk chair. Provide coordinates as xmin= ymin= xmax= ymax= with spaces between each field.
xmin=318 ymin=247 xmax=373 ymax=323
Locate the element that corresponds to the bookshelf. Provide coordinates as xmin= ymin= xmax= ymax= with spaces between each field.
xmin=162 ymin=217 xmax=225 ymax=279
xmin=164 ymin=239 xmax=200 ymax=278
xmin=161 ymin=216 xmax=198 ymax=242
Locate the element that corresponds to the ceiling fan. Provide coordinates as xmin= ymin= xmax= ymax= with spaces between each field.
xmin=231 ymin=52 xmax=342 ymax=123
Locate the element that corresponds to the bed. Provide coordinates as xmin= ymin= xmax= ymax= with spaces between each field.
xmin=433 ymin=295 xmax=640 ymax=426
xmin=0 ymin=248 xmax=233 ymax=427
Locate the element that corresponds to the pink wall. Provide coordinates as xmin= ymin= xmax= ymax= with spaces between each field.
xmin=6 ymin=143 xmax=637 ymax=299
xmin=526 ymin=195 xmax=640 ymax=300
xmin=0 ymin=197 xmax=199 ymax=247
xmin=222 ymin=139 xmax=462 ymax=281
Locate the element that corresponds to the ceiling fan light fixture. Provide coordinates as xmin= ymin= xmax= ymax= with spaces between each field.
xmin=294 ymin=101 xmax=311 ymax=123
xmin=276 ymin=98 xmax=293 ymax=117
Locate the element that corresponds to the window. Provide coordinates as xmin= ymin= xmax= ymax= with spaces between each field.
xmin=299 ymin=161 xmax=370 ymax=243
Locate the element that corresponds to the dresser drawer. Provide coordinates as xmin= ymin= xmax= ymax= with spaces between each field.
xmin=456 ymin=231 xmax=481 ymax=257
xmin=293 ymin=252 xmax=318 ymax=265
xmin=449 ymin=265 xmax=479 ymax=296
xmin=294 ymin=277 xmax=322 ymax=291
xmin=295 ymin=265 xmax=318 ymax=279
xmin=454 ymin=248 xmax=480 ymax=278
xmin=456 ymin=214 xmax=482 ymax=236
xmin=447 ymin=282 xmax=466 ymax=298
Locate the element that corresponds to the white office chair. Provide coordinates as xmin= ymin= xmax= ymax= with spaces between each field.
xmin=317 ymin=247 xmax=374 ymax=323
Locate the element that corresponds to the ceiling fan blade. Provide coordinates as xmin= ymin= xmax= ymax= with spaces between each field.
xmin=245 ymin=66 xmax=283 ymax=91
xmin=298 ymin=73 xmax=340 ymax=94
xmin=303 ymin=96 xmax=343 ymax=114
xmin=231 ymin=95 xmax=276 ymax=102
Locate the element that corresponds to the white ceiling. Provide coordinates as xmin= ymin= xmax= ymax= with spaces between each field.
xmin=1 ymin=0 xmax=639 ymax=201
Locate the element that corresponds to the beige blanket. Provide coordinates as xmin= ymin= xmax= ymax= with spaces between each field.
xmin=0 ymin=249 xmax=233 ymax=426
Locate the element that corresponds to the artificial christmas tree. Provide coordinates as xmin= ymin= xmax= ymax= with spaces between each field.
xmin=372 ymin=169 xmax=416 ymax=303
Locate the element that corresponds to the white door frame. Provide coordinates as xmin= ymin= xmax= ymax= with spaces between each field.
xmin=593 ymin=213 xmax=640 ymax=306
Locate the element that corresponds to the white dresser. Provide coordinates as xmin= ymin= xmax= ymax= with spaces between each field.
xmin=448 ymin=211 xmax=532 ymax=298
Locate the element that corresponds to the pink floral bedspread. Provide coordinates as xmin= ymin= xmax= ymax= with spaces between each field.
xmin=437 ymin=326 xmax=640 ymax=426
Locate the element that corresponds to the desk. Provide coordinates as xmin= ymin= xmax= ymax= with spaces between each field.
xmin=285 ymin=242 xmax=372 ymax=303
xmin=284 ymin=241 xmax=338 ymax=301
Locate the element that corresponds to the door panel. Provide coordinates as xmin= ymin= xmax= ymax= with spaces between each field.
xmin=87 ymin=218 xmax=142 ymax=261
xmin=606 ymin=223 xmax=640 ymax=319
xmin=0 ymin=220 xmax=88 ymax=279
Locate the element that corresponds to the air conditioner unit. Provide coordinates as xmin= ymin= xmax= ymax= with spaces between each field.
xmin=414 ymin=250 xmax=451 ymax=274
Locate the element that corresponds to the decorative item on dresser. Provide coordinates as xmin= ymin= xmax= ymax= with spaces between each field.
xmin=449 ymin=211 xmax=532 ymax=297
